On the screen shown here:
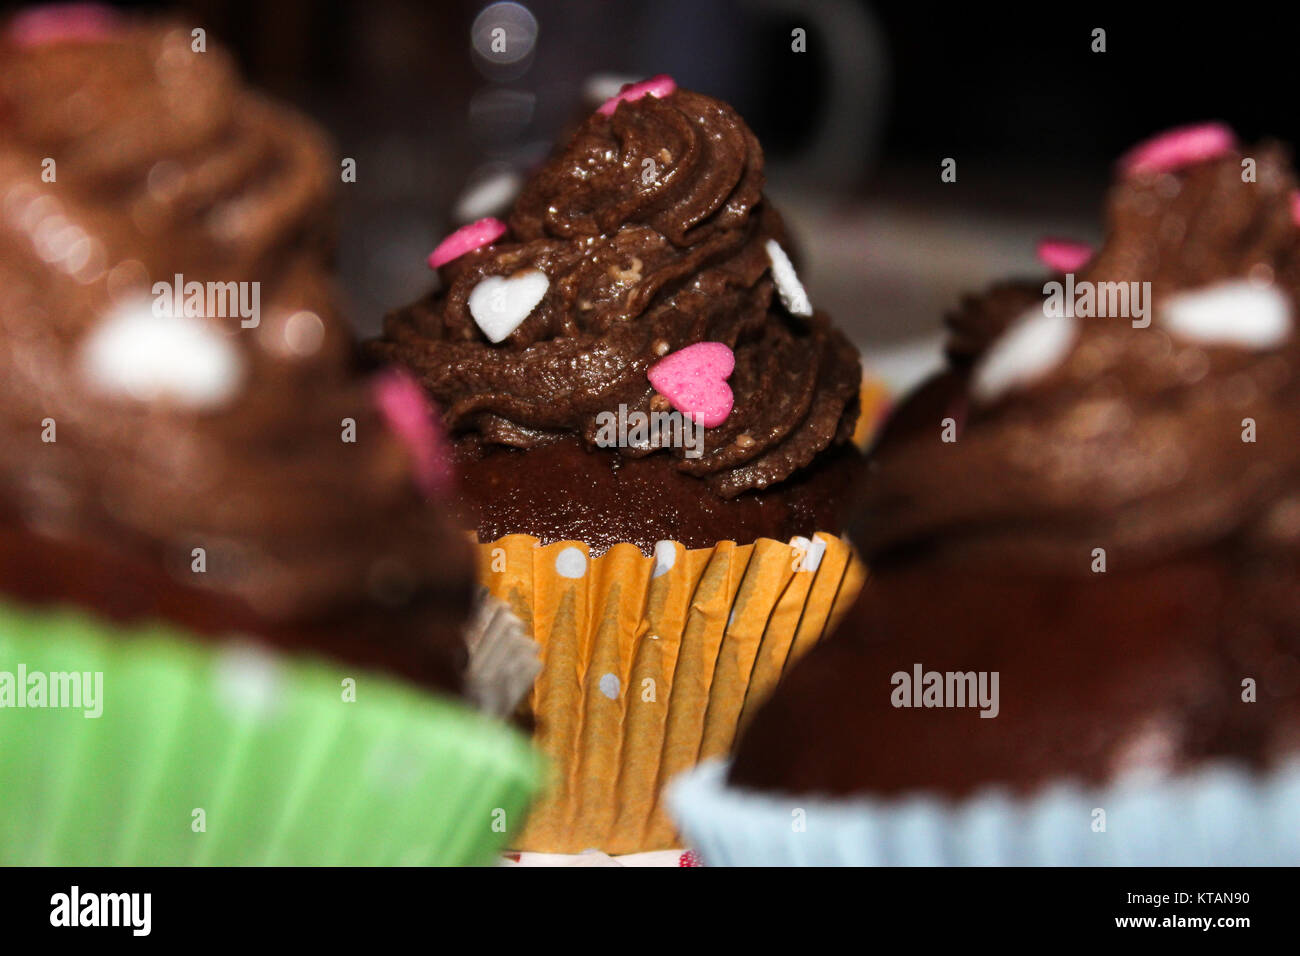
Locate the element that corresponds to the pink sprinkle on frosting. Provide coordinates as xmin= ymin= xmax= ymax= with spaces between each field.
xmin=373 ymin=369 xmax=453 ymax=497
xmin=428 ymin=217 xmax=508 ymax=270
xmin=597 ymin=75 xmax=677 ymax=117
xmin=7 ymin=3 xmax=120 ymax=47
xmin=1118 ymin=122 xmax=1236 ymax=178
xmin=647 ymin=341 xmax=735 ymax=428
xmin=1036 ymin=238 xmax=1094 ymax=273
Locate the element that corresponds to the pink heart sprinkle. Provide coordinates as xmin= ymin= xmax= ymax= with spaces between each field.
xmin=427 ymin=217 xmax=507 ymax=270
xmin=1036 ymin=238 xmax=1093 ymax=273
xmin=1118 ymin=122 xmax=1236 ymax=178
xmin=1291 ymin=191 xmax=1300 ymax=227
xmin=597 ymin=74 xmax=677 ymax=117
xmin=373 ymin=369 xmax=453 ymax=497
xmin=647 ymin=341 xmax=735 ymax=428
xmin=7 ymin=3 xmax=120 ymax=46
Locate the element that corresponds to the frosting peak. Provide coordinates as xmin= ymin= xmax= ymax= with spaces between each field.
xmin=509 ymin=89 xmax=763 ymax=247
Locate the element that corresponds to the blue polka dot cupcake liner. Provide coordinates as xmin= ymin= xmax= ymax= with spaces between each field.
xmin=667 ymin=758 xmax=1300 ymax=866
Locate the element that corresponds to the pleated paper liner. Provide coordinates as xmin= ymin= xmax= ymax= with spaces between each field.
xmin=476 ymin=531 xmax=866 ymax=854
xmin=668 ymin=759 xmax=1300 ymax=865
xmin=464 ymin=591 xmax=542 ymax=718
xmin=0 ymin=601 xmax=539 ymax=865
xmin=853 ymin=376 xmax=892 ymax=451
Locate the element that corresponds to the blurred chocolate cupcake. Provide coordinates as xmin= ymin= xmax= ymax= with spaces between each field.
xmin=0 ymin=7 xmax=536 ymax=865
xmin=372 ymin=77 xmax=867 ymax=852
xmin=670 ymin=124 xmax=1300 ymax=865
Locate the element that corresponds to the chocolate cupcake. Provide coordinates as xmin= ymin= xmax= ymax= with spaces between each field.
xmin=670 ymin=124 xmax=1300 ymax=865
xmin=375 ymin=79 xmax=863 ymax=554
xmin=373 ymin=76 xmax=867 ymax=852
xmin=0 ymin=8 xmax=536 ymax=865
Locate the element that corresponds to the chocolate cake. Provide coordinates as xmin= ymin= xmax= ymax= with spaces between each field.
xmin=0 ymin=18 xmax=471 ymax=692
xmin=732 ymin=128 xmax=1300 ymax=798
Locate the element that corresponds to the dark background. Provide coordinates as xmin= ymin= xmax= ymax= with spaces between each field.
xmin=8 ymin=0 xmax=1296 ymax=352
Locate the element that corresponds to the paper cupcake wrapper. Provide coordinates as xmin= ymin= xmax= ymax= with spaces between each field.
xmin=0 ymin=600 xmax=539 ymax=866
xmin=668 ymin=759 xmax=1300 ymax=866
xmin=853 ymin=376 xmax=892 ymax=451
xmin=476 ymin=531 xmax=866 ymax=854
xmin=464 ymin=591 xmax=542 ymax=718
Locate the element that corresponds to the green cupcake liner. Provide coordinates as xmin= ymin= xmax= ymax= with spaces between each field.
xmin=0 ymin=601 xmax=539 ymax=865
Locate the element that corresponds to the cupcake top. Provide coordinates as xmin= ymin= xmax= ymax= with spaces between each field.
xmin=862 ymin=127 xmax=1300 ymax=573
xmin=0 ymin=13 xmax=471 ymax=687
xmin=374 ymin=82 xmax=862 ymax=499
xmin=730 ymin=126 xmax=1300 ymax=799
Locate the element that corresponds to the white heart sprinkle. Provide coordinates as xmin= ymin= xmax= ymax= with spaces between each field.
xmin=652 ymin=540 xmax=676 ymax=578
xmin=80 ymin=297 xmax=244 ymax=408
xmin=971 ymin=307 xmax=1077 ymax=403
xmin=1160 ymin=280 xmax=1292 ymax=349
xmin=555 ymin=546 xmax=587 ymax=578
xmin=468 ymin=269 xmax=549 ymax=343
xmin=765 ymin=239 xmax=812 ymax=317
xmin=598 ymin=673 xmax=620 ymax=700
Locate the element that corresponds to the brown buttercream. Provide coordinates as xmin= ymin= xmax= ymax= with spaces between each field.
xmin=861 ymin=145 xmax=1300 ymax=572
xmin=0 ymin=22 xmax=472 ymax=689
xmin=373 ymin=88 xmax=861 ymax=499
xmin=733 ymin=140 xmax=1300 ymax=798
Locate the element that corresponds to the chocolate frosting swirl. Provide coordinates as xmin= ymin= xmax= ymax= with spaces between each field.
xmin=861 ymin=143 xmax=1300 ymax=571
xmin=374 ymin=89 xmax=861 ymax=496
xmin=0 ymin=22 xmax=472 ymax=633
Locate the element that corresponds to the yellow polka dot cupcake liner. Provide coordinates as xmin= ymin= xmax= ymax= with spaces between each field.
xmin=476 ymin=531 xmax=866 ymax=854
